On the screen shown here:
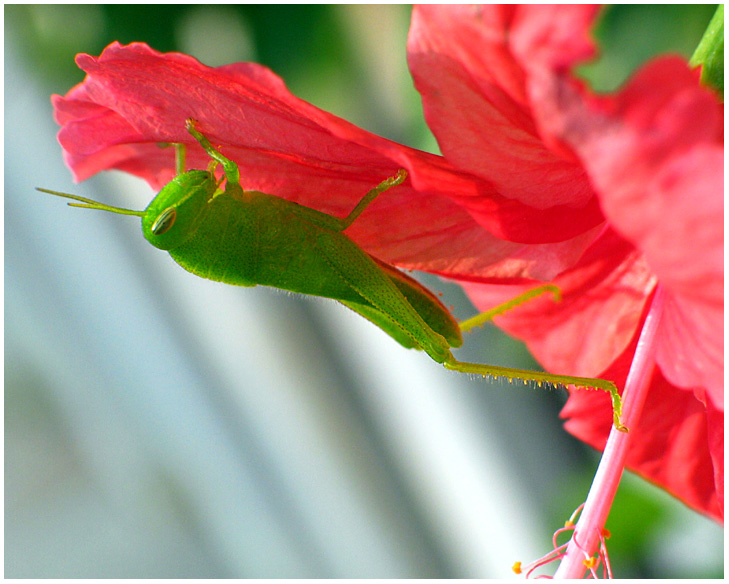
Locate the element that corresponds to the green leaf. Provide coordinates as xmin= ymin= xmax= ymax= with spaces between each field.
xmin=690 ymin=5 xmax=723 ymax=100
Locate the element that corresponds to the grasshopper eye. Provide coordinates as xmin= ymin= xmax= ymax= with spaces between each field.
xmin=151 ymin=207 xmax=177 ymax=235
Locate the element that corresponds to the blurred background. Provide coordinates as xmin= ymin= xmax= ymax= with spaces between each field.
xmin=5 ymin=4 xmax=722 ymax=578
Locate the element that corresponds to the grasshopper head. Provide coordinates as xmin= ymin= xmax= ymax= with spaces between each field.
xmin=142 ymin=169 xmax=218 ymax=250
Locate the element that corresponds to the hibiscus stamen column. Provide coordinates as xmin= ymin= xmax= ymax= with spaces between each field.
xmin=553 ymin=286 xmax=666 ymax=579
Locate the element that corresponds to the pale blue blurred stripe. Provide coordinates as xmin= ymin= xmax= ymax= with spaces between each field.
xmin=6 ymin=38 xmax=548 ymax=577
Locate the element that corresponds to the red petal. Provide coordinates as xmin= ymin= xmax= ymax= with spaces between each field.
xmin=450 ymin=7 xmax=724 ymax=519
xmin=54 ymin=41 xmax=602 ymax=279
xmin=459 ymin=228 xmax=655 ymax=378
xmin=407 ymin=5 xmax=605 ymax=243
xmin=533 ymin=56 xmax=724 ymax=404
xmin=562 ymin=363 xmax=723 ymax=522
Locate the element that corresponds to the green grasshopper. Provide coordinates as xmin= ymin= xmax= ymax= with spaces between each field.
xmin=38 ymin=119 xmax=626 ymax=431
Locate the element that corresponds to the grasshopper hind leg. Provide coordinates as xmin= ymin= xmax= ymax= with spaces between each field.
xmin=453 ymin=284 xmax=627 ymax=432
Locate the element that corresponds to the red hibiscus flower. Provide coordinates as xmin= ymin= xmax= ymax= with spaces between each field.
xmin=51 ymin=3 xmax=722 ymax=540
xmin=408 ymin=5 xmax=723 ymax=526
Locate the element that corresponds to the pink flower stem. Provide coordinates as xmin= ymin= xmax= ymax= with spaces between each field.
xmin=553 ymin=285 xmax=666 ymax=579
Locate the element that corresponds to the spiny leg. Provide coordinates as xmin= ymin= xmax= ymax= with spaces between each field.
xmin=454 ymin=284 xmax=626 ymax=432
xmin=156 ymin=140 xmax=187 ymax=176
xmin=185 ymin=118 xmax=240 ymax=187
xmin=175 ymin=142 xmax=187 ymax=176
xmin=443 ymin=356 xmax=626 ymax=431
xmin=336 ymin=169 xmax=408 ymax=232
xmin=459 ymin=284 xmax=561 ymax=333
xmin=186 ymin=115 xmax=406 ymax=231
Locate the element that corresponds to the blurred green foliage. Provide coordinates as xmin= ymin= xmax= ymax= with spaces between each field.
xmin=582 ymin=4 xmax=717 ymax=90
